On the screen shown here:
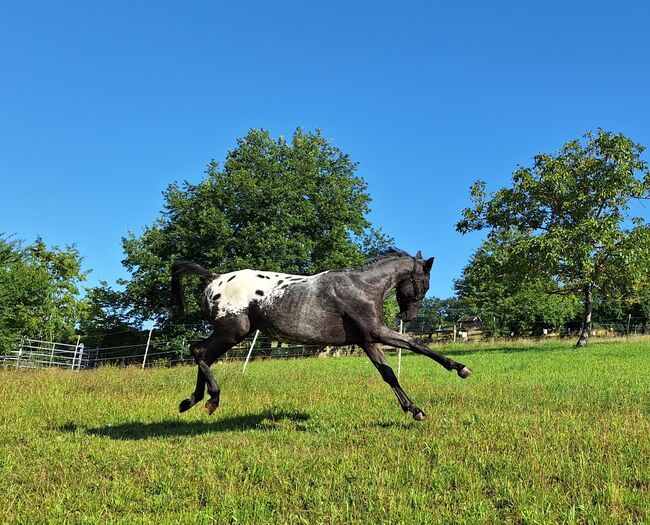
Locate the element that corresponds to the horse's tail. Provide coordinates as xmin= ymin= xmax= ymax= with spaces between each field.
xmin=171 ymin=261 xmax=218 ymax=316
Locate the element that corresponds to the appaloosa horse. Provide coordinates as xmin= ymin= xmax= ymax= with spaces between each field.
xmin=171 ymin=249 xmax=472 ymax=420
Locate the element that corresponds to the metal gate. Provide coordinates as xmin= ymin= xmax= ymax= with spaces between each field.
xmin=2 ymin=338 xmax=86 ymax=370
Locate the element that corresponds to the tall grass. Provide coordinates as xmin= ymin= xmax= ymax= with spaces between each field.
xmin=0 ymin=340 xmax=648 ymax=524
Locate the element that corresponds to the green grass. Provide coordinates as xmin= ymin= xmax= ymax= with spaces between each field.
xmin=1 ymin=340 xmax=648 ymax=524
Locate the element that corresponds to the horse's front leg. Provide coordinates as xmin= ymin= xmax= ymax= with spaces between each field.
xmin=372 ymin=326 xmax=472 ymax=378
xmin=362 ymin=343 xmax=426 ymax=421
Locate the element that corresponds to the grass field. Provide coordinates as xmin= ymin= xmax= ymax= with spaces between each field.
xmin=1 ymin=340 xmax=648 ymax=524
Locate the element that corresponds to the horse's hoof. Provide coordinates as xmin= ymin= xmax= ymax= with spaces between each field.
xmin=179 ymin=399 xmax=193 ymax=413
xmin=204 ymin=400 xmax=218 ymax=415
xmin=413 ymin=410 xmax=427 ymax=421
xmin=458 ymin=366 xmax=473 ymax=379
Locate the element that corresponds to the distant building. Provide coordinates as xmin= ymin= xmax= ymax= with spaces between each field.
xmin=457 ymin=315 xmax=482 ymax=331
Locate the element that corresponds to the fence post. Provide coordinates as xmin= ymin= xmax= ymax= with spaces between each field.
xmin=142 ymin=324 xmax=155 ymax=369
xmin=71 ymin=336 xmax=81 ymax=370
xmin=398 ymin=320 xmax=403 ymax=379
xmin=49 ymin=341 xmax=56 ymax=368
xmin=242 ymin=330 xmax=260 ymax=373
xmin=76 ymin=343 xmax=85 ymax=370
xmin=15 ymin=338 xmax=24 ymax=369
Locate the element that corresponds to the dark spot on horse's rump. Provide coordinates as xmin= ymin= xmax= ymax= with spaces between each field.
xmin=214 ymin=293 xmax=221 ymax=300
xmin=277 ymin=280 xmax=284 ymax=285
xmin=257 ymin=274 xmax=265 ymax=278
xmin=280 ymin=284 xmax=289 ymax=289
xmin=218 ymin=281 xmax=222 ymax=287
xmin=265 ymin=275 xmax=271 ymax=279
xmin=255 ymin=290 xmax=264 ymax=296
xmin=227 ymin=275 xmax=236 ymax=282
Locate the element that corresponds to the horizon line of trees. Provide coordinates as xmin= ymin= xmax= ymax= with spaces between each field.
xmin=2 ymin=127 xmax=650 ymax=353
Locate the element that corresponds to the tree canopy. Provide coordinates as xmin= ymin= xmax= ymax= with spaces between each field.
xmin=0 ymin=235 xmax=88 ymax=353
xmin=457 ymin=130 xmax=650 ymax=346
xmin=117 ymin=128 xmax=392 ymax=325
xmin=454 ymin=235 xmax=581 ymax=335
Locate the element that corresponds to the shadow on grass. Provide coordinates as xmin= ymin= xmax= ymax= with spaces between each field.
xmin=374 ymin=420 xmax=418 ymax=430
xmin=57 ymin=410 xmax=311 ymax=440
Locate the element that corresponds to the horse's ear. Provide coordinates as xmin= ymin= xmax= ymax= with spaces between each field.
xmin=424 ymin=257 xmax=434 ymax=272
xmin=416 ymin=250 xmax=423 ymax=259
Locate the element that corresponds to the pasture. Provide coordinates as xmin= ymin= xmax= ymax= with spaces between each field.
xmin=0 ymin=340 xmax=648 ymax=524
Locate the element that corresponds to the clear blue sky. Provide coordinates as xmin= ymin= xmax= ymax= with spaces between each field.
xmin=2 ymin=0 xmax=650 ymax=298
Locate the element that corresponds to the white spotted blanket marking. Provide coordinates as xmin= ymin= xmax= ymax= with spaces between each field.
xmin=204 ymin=269 xmax=325 ymax=318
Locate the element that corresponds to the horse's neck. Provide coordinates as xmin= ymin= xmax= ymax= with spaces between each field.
xmin=365 ymin=257 xmax=413 ymax=297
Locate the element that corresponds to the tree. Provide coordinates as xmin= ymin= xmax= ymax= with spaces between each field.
xmin=457 ymin=130 xmax=650 ymax=346
xmin=454 ymin=235 xmax=581 ymax=335
xmin=592 ymin=281 xmax=650 ymax=335
xmin=78 ymin=282 xmax=144 ymax=348
xmin=116 ymin=128 xmax=392 ymax=326
xmin=406 ymin=296 xmax=464 ymax=331
xmin=0 ymin=236 xmax=89 ymax=353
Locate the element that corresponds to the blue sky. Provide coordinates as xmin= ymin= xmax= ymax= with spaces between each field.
xmin=2 ymin=0 xmax=650 ymax=298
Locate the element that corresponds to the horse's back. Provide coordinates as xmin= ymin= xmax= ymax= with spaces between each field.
xmin=204 ymin=268 xmax=319 ymax=319
xmin=249 ymin=272 xmax=362 ymax=344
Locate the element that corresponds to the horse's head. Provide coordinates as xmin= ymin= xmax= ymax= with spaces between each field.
xmin=396 ymin=251 xmax=434 ymax=322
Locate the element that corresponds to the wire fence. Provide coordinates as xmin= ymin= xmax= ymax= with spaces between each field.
xmin=0 ymin=333 xmax=358 ymax=371
xmin=2 ymin=317 xmax=648 ymax=372
xmin=407 ymin=316 xmax=650 ymax=342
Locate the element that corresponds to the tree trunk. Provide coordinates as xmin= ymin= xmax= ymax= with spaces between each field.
xmin=576 ymin=285 xmax=593 ymax=347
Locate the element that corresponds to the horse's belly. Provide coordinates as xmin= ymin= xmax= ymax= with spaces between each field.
xmin=252 ymin=311 xmax=350 ymax=346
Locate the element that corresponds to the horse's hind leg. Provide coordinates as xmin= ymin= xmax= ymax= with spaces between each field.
xmin=200 ymin=347 xmax=225 ymax=415
xmin=179 ymin=333 xmax=223 ymax=413
xmin=180 ymin=316 xmax=250 ymax=415
xmin=178 ymin=347 xmax=227 ymax=413
xmin=362 ymin=343 xmax=426 ymax=421
xmin=179 ymin=367 xmax=206 ymax=413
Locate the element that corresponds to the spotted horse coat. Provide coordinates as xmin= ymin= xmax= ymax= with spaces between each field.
xmin=171 ymin=249 xmax=472 ymax=420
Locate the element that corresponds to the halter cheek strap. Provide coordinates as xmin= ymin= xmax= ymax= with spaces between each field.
xmin=408 ymin=257 xmax=426 ymax=302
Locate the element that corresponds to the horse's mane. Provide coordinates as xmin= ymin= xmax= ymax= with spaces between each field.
xmin=362 ymin=247 xmax=411 ymax=267
xmin=330 ymin=247 xmax=412 ymax=273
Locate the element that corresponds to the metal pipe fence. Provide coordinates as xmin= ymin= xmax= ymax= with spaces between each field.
xmin=0 ymin=334 xmax=357 ymax=371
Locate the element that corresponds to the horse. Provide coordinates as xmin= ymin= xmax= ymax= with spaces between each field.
xmin=171 ymin=248 xmax=472 ymax=421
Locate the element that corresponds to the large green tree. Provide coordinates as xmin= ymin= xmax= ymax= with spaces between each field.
xmin=78 ymin=282 xmax=144 ymax=348
xmin=457 ymin=130 xmax=650 ymax=346
xmin=117 ymin=128 xmax=392 ymax=325
xmin=0 ymin=236 xmax=88 ymax=353
xmin=454 ymin=234 xmax=581 ymax=335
